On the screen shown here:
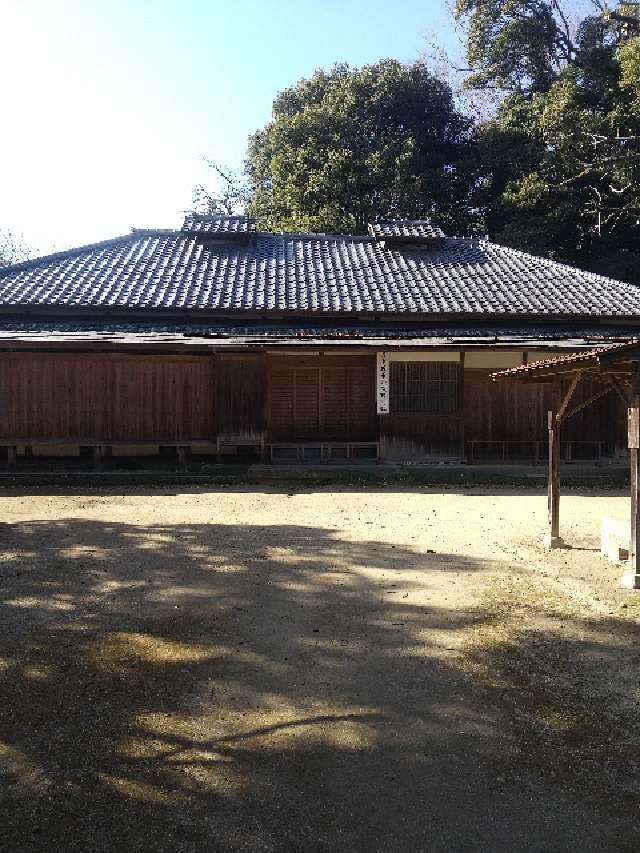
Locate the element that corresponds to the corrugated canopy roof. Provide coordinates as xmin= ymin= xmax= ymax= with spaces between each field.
xmin=492 ymin=338 xmax=640 ymax=381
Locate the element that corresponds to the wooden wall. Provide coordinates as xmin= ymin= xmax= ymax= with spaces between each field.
xmin=464 ymin=370 xmax=626 ymax=459
xmin=380 ymin=413 xmax=462 ymax=460
xmin=267 ymin=354 xmax=377 ymax=441
xmin=0 ymin=352 xmax=215 ymax=442
xmin=382 ymin=367 xmax=626 ymax=462
xmin=0 ymin=350 xmax=627 ymax=460
xmin=381 ymin=361 xmax=463 ymax=460
xmin=465 ymin=372 xmax=551 ymax=444
xmin=215 ymin=354 xmax=265 ymax=440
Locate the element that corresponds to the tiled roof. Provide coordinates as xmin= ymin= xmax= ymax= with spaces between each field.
xmin=368 ymin=219 xmax=446 ymax=241
xmin=181 ymin=213 xmax=255 ymax=234
xmin=0 ymin=227 xmax=638 ymax=317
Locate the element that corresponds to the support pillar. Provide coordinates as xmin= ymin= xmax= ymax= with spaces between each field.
xmin=622 ymin=400 xmax=640 ymax=588
xmin=543 ymin=409 xmax=563 ymax=549
xmin=92 ymin=445 xmax=102 ymax=471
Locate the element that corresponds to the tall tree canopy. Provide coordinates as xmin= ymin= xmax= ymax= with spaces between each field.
xmin=246 ymin=60 xmax=474 ymax=234
xmin=457 ymin=0 xmax=640 ymax=281
xmin=0 ymin=229 xmax=27 ymax=268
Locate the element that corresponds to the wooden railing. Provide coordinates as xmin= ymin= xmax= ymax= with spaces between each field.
xmin=465 ymin=440 xmax=605 ymax=465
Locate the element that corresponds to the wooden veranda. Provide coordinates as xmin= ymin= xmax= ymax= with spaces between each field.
xmin=493 ymin=339 xmax=640 ymax=589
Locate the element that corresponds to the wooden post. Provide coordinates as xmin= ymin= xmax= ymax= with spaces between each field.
xmin=622 ymin=388 xmax=640 ymax=588
xmin=544 ymin=409 xmax=562 ymax=549
xmin=92 ymin=445 xmax=102 ymax=471
xmin=542 ymin=376 xmax=581 ymax=549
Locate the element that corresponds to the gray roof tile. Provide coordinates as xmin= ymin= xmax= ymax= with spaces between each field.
xmin=0 ymin=228 xmax=638 ymax=317
xmin=368 ymin=219 xmax=446 ymax=240
xmin=182 ymin=213 xmax=255 ymax=234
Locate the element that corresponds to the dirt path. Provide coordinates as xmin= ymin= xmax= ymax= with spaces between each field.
xmin=1 ymin=485 xmax=639 ymax=851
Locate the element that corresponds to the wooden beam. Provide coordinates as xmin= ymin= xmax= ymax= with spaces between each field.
xmin=606 ymin=374 xmax=630 ymax=406
xmin=630 ymin=364 xmax=640 ymax=399
xmin=563 ymin=386 xmax=612 ymax=422
xmin=556 ymin=373 xmax=581 ymax=423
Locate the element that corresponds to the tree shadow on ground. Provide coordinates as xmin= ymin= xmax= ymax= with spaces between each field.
xmin=0 ymin=517 xmax=637 ymax=852
xmin=464 ymin=573 xmax=640 ymax=814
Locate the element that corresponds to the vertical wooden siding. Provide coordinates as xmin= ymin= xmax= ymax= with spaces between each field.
xmin=381 ymin=362 xmax=464 ymax=460
xmin=214 ymin=354 xmax=266 ymax=439
xmin=381 ymin=366 xmax=626 ymax=461
xmin=464 ymin=370 xmax=626 ymax=451
xmin=380 ymin=412 xmax=464 ymax=460
xmin=0 ymin=353 xmax=215 ymax=441
xmin=267 ymin=355 xmax=377 ymax=441
xmin=0 ymin=351 xmax=626 ymax=456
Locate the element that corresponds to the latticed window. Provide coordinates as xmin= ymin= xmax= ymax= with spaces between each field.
xmin=390 ymin=361 xmax=462 ymax=413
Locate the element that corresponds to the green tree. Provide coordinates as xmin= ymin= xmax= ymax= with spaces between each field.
xmin=245 ymin=60 xmax=475 ymax=234
xmin=192 ymin=160 xmax=248 ymax=216
xmin=457 ymin=1 xmax=640 ymax=281
xmin=456 ymin=0 xmax=578 ymax=96
xmin=0 ymin=228 xmax=28 ymax=268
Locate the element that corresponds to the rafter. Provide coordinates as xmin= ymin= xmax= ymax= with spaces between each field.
xmin=607 ymin=374 xmax=630 ymax=405
xmin=562 ymin=386 xmax=613 ymax=422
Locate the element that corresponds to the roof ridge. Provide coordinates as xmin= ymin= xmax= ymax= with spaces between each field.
xmin=130 ymin=228 xmax=181 ymax=236
xmin=0 ymin=230 xmax=173 ymax=276
xmin=186 ymin=212 xmax=252 ymax=221
xmin=272 ymin=231 xmax=374 ymax=242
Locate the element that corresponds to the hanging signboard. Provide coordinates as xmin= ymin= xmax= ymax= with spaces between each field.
xmin=376 ymin=351 xmax=389 ymax=414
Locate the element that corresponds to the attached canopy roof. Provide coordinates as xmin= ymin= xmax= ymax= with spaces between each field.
xmin=0 ymin=215 xmax=638 ymax=319
xmin=493 ymin=329 xmax=640 ymax=589
xmin=492 ymin=338 xmax=640 ymax=382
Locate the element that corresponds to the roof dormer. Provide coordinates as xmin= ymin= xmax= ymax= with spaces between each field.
xmin=368 ymin=218 xmax=446 ymax=248
xmin=182 ymin=213 xmax=256 ymax=244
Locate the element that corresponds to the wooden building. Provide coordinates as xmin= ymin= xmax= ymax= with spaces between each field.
xmin=0 ymin=214 xmax=637 ymax=465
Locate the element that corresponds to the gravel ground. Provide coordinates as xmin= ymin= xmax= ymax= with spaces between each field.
xmin=1 ymin=484 xmax=639 ymax=852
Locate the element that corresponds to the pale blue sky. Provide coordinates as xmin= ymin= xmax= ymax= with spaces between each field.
xmin=2 ymin=0 xmax=461 ymax=254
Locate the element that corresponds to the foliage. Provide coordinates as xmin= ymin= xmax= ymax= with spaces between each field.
xmin=245 ymin=60 xmax=476 ymax=234
xmin=192 ymin=160 xmax=249 ymax=216
xmin=199 ymin=5 xmax=640 ymax=284
xmin=455 ymin=0 xmax=578 ymax=96
xmin=457 ymin=1 xmax=640 ymax=282
xmin=0 ymin=228 xmax=28 ymax=267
